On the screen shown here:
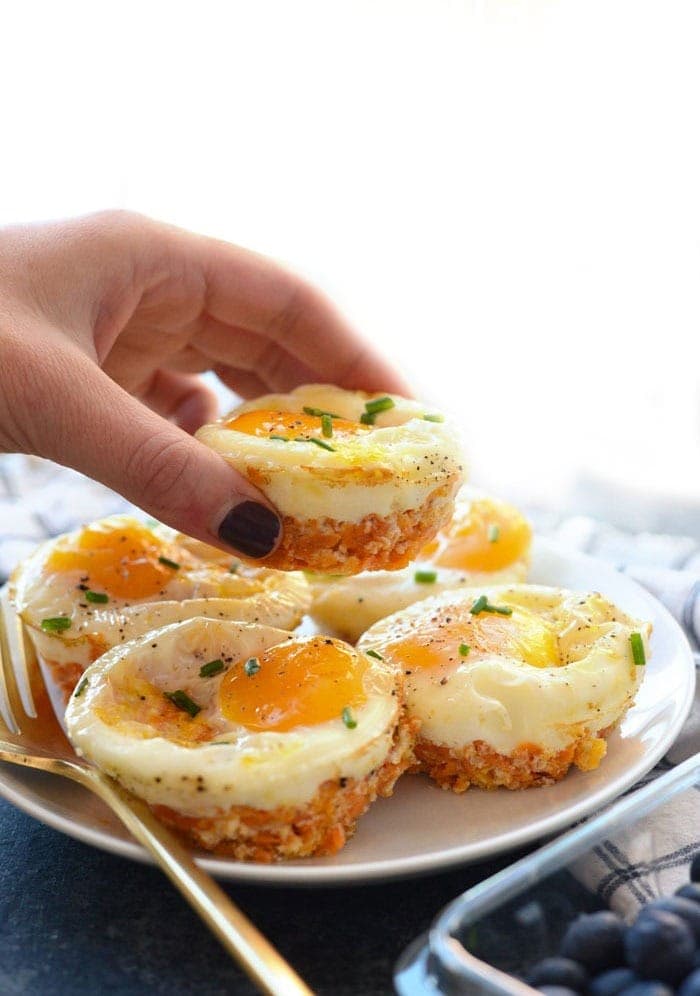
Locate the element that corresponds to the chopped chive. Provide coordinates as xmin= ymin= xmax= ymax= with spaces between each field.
xmin=470 ymin=595 xmax=489 ymax=615
xmin=302 ymin=406 xmax=341 ymax=418
xmin=158 ymin=555 xmax=181 ymax=570
xmin=341 ymin=706 xmax=357 ymax=729
xmin=41 ymin=616 xmax=72 ymax=633
xmin=459 ymin=643 xmax=470 ymax=657
xmin=85 ymin=590 xmax=109 ymax=604
xmin=296 ymin=436 xmax=336 ymax=452
xmin=486 ymin=603 xmax=513 ymax=616
xmin=74 ymin=676 xmax=89 ymax=697
xmin=229 ymin=562 xmax=239 ymax=574
xmin=366 ymin=649 xmax=384 ymax=661
xmin=422 ymin=413 xmax=445 ymax=423
xmin=321 ymin=413 xmax=333 ymax=438
xmin=488 ymin=525 xmax=500 ymax=543
xmin=360 ymin=411 xmax=376 ymax=425
xmin=630 ymin=632 xmax=646 ymax=667
xmin=414 ymin=570 xmax=438 ymax=584
xmin=199 ymin=658 xmax=225 ymax=678
xmin=244 ymin=657 xmax=261 ymax=677
xmin=269 ymin=435 xmax=290 ymax=442
xmin=364 ymin=396 xmax=395 ymax=416
xmin=164 ymin=690 xmax=201 ymax=717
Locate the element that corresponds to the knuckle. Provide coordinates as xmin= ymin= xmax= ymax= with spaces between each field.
xmin=126 ymin=432 xmax=199 ymax=514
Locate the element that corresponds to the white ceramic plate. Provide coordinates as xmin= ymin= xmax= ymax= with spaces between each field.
xmin=0 ymin=537 xmax=695 ymax=885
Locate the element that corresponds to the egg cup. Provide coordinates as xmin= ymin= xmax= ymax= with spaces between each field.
xmin=359 ymin=585 xmax=650 ymax=791
xmin=308 ymin=488 xmax=532 ymax=643
xmin=196 ymin=384 xmax=464 ymax=574
xmin=9 ymin=516 xmax=311 ymax=702
xmin=65 ymin=619 xmax=417 ymax=862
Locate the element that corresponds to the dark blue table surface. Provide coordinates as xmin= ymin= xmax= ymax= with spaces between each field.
xmin=0 ymin=796 xmax=539 ymax=996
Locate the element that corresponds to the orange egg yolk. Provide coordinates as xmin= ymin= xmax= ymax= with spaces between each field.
xmin=218 ymin=638 xmax=369 ymax=732
xmin=419 ymin=499 xmax=531 ymax=572
xmin=225 ymin=409 xmax=370 ymax=442
xmin=47 ymin=523 xmax=176 ymax=600
xmin=383 ymin=606 xmax=558 ymax=672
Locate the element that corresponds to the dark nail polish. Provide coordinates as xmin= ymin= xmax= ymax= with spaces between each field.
xmin=218 ymin=501 xmax=281 ymax=558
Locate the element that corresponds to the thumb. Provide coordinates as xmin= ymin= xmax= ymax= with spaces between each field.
xmin=30 ymin=347 xmax=282 ymax=560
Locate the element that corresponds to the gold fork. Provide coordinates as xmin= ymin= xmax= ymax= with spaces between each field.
xmin=0 ymin=590 xmax=314 ymax=996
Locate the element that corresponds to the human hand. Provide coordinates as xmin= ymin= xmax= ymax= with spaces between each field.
xmin=0 ymin=211 xmax=409 ymax=558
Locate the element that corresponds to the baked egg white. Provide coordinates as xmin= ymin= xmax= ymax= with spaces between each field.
xmin=309 ymin=488 xmax=531 ymax=642
xmin=358 ymin=584 xmax=650 ymax=791
xmin=65 ymin=618 xmax=414 ymax=860
xmin=196 ymin=384 xmax=465 ymax=573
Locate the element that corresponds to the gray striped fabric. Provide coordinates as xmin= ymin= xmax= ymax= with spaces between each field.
xmin=1 ymin=454 xmax=698 ymax=911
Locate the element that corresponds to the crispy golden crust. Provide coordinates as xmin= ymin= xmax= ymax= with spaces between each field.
xmin=413 ymin=731 xmax=609 ymax=792
xmin=152 ymin=710 xmax=420 ymax=862
xmin=260 ymin=482 xmax=457 ymax=573
xmin=41 ymin=658 xmax=86 ymax=706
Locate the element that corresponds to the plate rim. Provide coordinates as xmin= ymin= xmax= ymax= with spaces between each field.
xmin=0 ymin=536 xmax=695 ymax=886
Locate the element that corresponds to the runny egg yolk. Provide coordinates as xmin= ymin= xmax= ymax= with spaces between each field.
xmin=47 ymin=523 xmax=175 ymax=600
xmin=383 ymin=606 xmax=559 ymax=673
xmin=225 ymin=409 xmax=370 ymax=443
xmin=419 ymin=499 xmax=531 ymax=572
xmin=218 ymin=638 xmax=369 ymax=732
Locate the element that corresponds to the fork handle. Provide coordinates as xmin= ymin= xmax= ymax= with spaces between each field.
xmin=82 ymin=767 xmax=314 ymax=996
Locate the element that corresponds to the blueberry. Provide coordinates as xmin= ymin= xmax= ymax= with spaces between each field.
xmin=589 ymin=968 xmax=639 ymax=995
xmin=679 ymin=969 xmax=700 ymax=996
xmin=617 ymin=985 xmax=674 ymax=996
xmin=638 ymin=897 xmax=700 ymax=942
xmin=559 ymin=912 xmax=625 ymax=972
xmin=526 ymin=956 xmax=588 ymax=991
xmin=678 ymin=884 xmax=700 ymax=906
xmin=624 ymin=910 xmax=696 ymax=984
xmin=690 ymin=854 xmax=700 ymax=883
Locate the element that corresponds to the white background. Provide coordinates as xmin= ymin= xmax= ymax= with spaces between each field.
xmin=1 ymin=1 xmax=698 ymax=531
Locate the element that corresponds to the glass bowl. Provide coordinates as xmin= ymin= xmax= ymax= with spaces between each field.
xmin=394 ymin=752 xmax=700 ymax=995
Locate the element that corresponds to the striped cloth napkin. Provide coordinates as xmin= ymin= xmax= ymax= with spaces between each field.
xmin=1 ymin=454 xmax=698 ymax=912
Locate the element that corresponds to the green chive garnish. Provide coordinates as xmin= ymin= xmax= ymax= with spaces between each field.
xmin=85 ymin=590 xmax=109 ymax=604
xmin=158 ymin=556 xmax=180 ymax=570
xmin=360 ymin=411 xmax=376 ymax=425
xmin=229 ymin=562 xmax=239 ymax=574
xmin=630 ymin=632 xmax=646 ymax=667
xmin=298 ymin=436 xmax=335 ymax=452
xmin=364 ymin=396 xmax=395 ymax=416
xmin=423 ymin=414 xmax=445 ymax=423
xmin=164 ymin=690 xmax=201 ymax=717
xmin=74 ymin=677 xmax=89 ymax=697
xmin=244 ymin=657 xmax=261 ymax=677
xmin=341 ymin=706 xmax=357 ymax=729
xmin=269 ymin=435 xmax=290 ymax=442
xmin=366 ymin=649 xmax=384 ymax=661
xmin=459 ymin=643 xmax=470 ymax=657
xmin=321 ymin=413 xmax=333 ymax=438
xmin=488 ymin=525 xmax=500 ymax=543
xmin=199 ymin=658 xmax=225 ymax=678
xmin=41 ymin=617 xmax=72 ymax=633
xmin=470 ymin=595 xmax=513 ymax=616
xmin=414 ymin=570 xmax=437 ymax=584
xmin=302 ymin=406 xmax=341 ymax=419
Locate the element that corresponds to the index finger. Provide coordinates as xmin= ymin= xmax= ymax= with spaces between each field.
xmin=187 ymin=229 xmax=412 ymax=396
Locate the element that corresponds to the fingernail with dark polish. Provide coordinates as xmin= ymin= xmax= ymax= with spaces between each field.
xmin=218 ymin=501 xmax=281 ymax=558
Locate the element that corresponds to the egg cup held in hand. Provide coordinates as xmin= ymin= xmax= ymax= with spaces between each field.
xmin=358 ymin=584 xmax=650 ymax=792
xmin=308 ymin=488 xmax=532 ymax=643
xmin=196 ymin=384 xmax=465 ymax=574
xmin=9 ymin=516 xmax=310 ymax=703
xmin=65 ymin=618 xmax=417 ymax=861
